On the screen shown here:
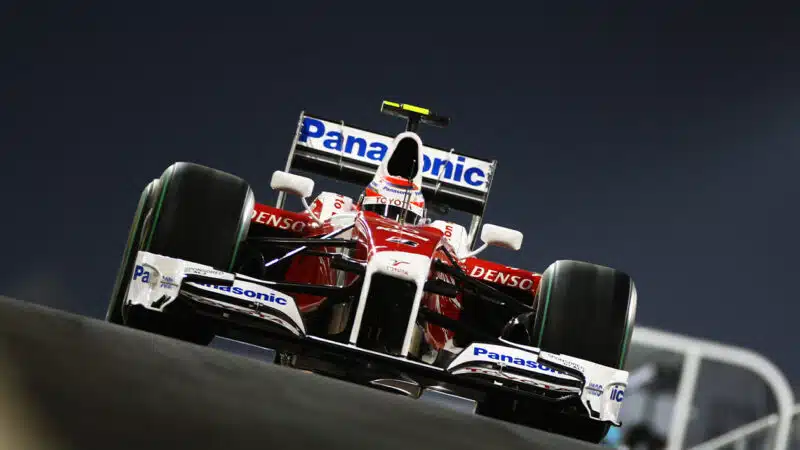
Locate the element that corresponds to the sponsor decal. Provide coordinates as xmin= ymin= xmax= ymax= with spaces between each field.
xmin=369 ymin=195 xmax=423 ymax=210
xmin=587 ymin=383 xmax=604 ymax=397
xmin=133 ymin=264 xmax=177 ymax=291
xmin=311 ymin=193 xmax=352 ymax=218
xmin=333 ymin=195 xmax=347 ymax=209
xmin=542 ymin=353 xmax=585 ymax=374
xmin=298 ymin=116 xmax=489 ymax=191
xmin=159 ymin=275 xmax=179 ymax=290
xmin=133 ymin=265 xmax=151 ymax=283
xmin=388 ymin=268 xmax=409 ymax=277
xmin=470 ymin=266 xmax=535 ymax=290
xmin=375 ymin=197 xmax=405 ymax=207
xmin=184 ymin=266 xmax=228 ymax=279
xmin=609 ymin=386 xmax=625 ymax=402
xmin=251 ymin=209 xmax=307 ymax=232
xmin=196 ymin=283 xmax=288 ymax=306
xmin=369 ymin=181 xmax=424 ymax=198
xmin=386 ymin=260 xmax=411 ymax=277
xmin=473 ymin=347 xmax=568 ymax=375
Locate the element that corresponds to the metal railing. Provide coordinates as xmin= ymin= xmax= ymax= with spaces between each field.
xmin=686 ymin=404 xmax=800 ymax=450
xmin=631 ymin=327 xmax=795 ymax=450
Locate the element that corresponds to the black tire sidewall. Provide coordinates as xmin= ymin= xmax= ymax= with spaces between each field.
xmin=109 ymin=162 xmax=254 ymax=345
xmin=532 ymin=260 xmax=636 ymax=370
xmin=143 ymin=162 xmax=254 ymax=271
xmin=106 ymin=179 xmax=159 ymax=324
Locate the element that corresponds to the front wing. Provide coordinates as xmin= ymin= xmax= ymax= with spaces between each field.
xmin=124 ymin=250 xmax=627 ymax=425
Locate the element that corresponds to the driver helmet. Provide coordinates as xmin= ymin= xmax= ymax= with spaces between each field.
xmin=359 ymin=131 xmax=428 ymax=225
xmin=360 ymin=176 xmax=426 ymax=225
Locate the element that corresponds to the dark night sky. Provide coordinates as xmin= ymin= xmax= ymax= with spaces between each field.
xmin=2 ymin=2 xmax=799 ymax=381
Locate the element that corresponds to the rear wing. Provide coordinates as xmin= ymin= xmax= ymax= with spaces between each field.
xmin=276 ymin=111 xmax=498 ymax=222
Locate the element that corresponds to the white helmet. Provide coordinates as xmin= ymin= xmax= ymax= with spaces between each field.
xmin=359 ymin=131 xmax=426 ymax=225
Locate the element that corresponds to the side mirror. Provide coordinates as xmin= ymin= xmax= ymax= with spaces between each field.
xmin=270 ymin=170 xmax=324 ymax=225
xmin=480 ymin=224 xmax=523 ymax=251
xmin=270 ymin=171 xmax=314 ymax=198
xmin=461 ymin=223 xmax=523 ymax=258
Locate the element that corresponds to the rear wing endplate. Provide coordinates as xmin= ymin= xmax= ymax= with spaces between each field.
xmin=275 ymin=112 xmax=497 ymax=243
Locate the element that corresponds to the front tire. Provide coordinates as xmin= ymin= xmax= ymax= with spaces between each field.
xmin=531 ymin=259 xmax=636 ymax=371
xmin=491 ymin=259 xmax=637 ymax=443
xmin=106 ymin=178 xmax=160 ymax=325
xmin=107 ymin=162 xmax=254 ymax=345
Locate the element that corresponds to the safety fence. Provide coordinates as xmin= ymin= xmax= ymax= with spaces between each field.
xmin=629 ymin=327 xmax=795 ymax=450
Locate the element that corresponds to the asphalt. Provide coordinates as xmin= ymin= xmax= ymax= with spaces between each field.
xmin=0 ymin=296 xmax=601 ymax=450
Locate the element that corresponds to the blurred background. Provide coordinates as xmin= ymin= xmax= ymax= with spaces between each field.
xmin=2 ymin=1 xmax=799 ymax=448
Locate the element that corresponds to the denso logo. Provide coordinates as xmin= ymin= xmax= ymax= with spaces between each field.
xmin=251 ymin=209 xmax=306 ymax=232
xmin=298 ymin=117 xmax=488 ymax=190
xmin=197 ymin=283 xmax=288 ymax=306
xmin=473 ymin=347 xmax=567 ymax=375
xmin=470 ymin=266 xmax=535 ymax=290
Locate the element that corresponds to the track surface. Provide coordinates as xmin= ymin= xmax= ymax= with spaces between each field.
xmin=0 ymin=296 xmax=600 ymax=450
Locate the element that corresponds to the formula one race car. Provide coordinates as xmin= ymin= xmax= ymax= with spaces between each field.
xmin=106 ymin=100 xmax=638 ymax=443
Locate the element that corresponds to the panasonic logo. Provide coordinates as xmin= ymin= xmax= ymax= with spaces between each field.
xmin=298 ymin=116 xmax=489 ymax=190
xmin=610 ymin=386 xmax=624 ymax=402
xmin=473 ymin=347 xmax=568 ymax=375
xmin=196 ymin=284 xmax=288 ymax=306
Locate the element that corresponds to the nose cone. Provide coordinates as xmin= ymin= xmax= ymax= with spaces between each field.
xmin=375 ymin=131 xmax=424 ymax=188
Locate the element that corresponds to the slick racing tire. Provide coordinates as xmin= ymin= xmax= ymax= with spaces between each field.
xmin=535 ymin=259 xmax=636 ymax=442
xmin=531 ymin=259 xmax=636 ymax=374
xmin=106 ymin=178 xmax=158 ymax=325
xmin=491 ymin=259 xmax=637 ymax=443
xmin=107 ymin=162 xmax=255 ymax=345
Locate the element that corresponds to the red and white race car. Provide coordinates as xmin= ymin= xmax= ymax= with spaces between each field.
xmin=106 ymin=101 xmax=637 ymax=443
